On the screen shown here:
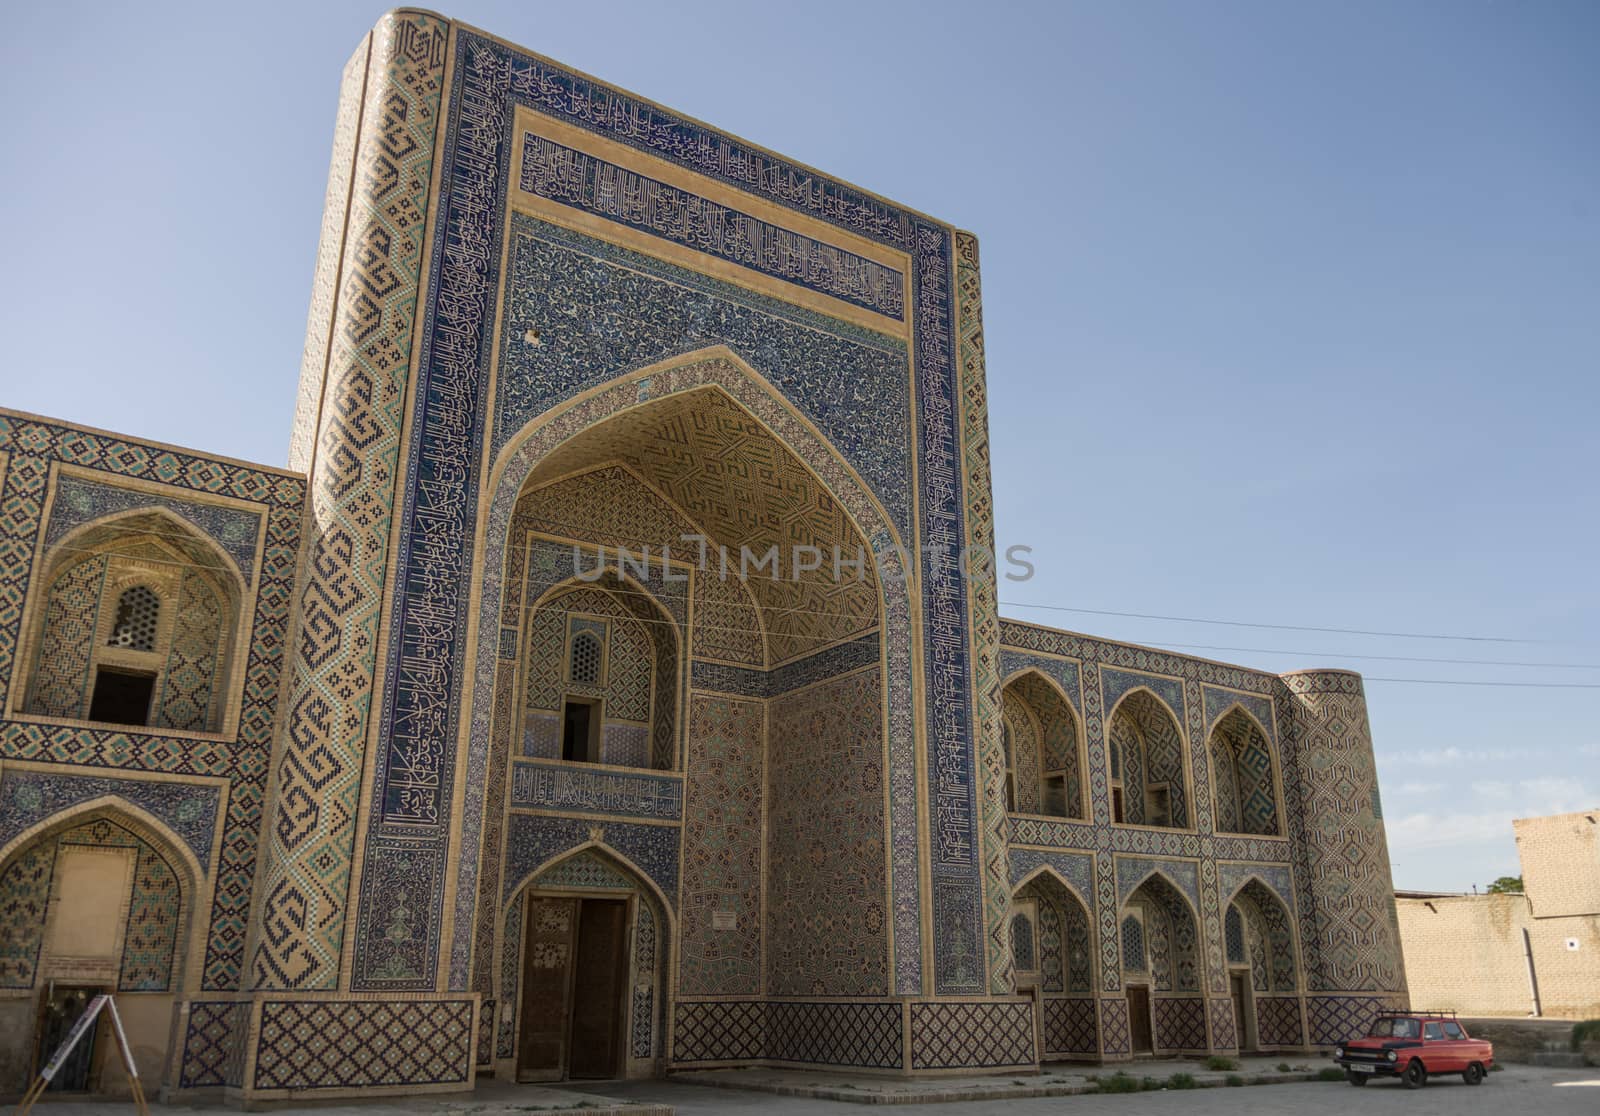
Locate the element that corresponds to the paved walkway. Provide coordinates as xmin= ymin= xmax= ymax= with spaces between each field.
xmin=5 ymin=1061 xmax=1597 ymax=1116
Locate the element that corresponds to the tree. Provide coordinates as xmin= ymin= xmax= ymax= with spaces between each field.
xmin=1486 ymin=876 xmax=1523 ymax=895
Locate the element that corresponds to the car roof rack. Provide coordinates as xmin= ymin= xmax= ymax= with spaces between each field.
xmin=1376 ymin=1007 xmax=1458 ymax=1018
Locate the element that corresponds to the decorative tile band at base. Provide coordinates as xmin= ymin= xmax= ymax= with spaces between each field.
xmin=1208 ymin=997 xmax=1238 ymax=1052
xmin=1152 ymin=996 xmax=1207 ymax=1052
xmin=1305 ymin=994 xmax=1401 ymax=1046
xmin=673 ymin=1000 xmax=900 ymax=1069
xmin=1041 ymin=998 xmax=1098 ymax=1057
xmin=177 ymin=999 xmax=251 ymax=1089
xmin=909 ymin=1000 xmax=1035 ymax=1071
xmin=253 ymin=996 xmax=476 ymax=1092
xmin=672 ymin=999 xmax=1037 ymax=1072
xmin=1256 ymin=995 xmax=1305 ymax=1047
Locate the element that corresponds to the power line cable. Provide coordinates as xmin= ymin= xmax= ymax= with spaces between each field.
xmin=999 ymin=601 xmax=1546 ymax=645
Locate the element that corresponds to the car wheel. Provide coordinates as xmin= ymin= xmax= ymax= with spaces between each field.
xmin=1346 ymin=1071 xmax=1369 ymax=1086
xmin=1402 ymin=1059 xmax=1427 ymax=1090
xmin=1463 ymin=1062 xmax=1484 ymax=1086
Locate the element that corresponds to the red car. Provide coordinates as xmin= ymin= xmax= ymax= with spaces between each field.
xmin=1334 ymin=1009 xmax=1494 ymax=1089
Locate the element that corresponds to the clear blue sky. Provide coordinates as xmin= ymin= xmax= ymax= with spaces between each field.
xmin=2 ymin=1 xmax=1594 ymax=891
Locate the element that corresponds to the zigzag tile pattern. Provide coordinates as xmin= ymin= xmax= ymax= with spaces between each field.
xmin=250 ymin=11 xmax=447 ymax=991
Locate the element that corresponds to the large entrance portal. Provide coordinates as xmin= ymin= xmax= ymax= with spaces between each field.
xmin=517 ymin=896 xmax=630 ymax=1081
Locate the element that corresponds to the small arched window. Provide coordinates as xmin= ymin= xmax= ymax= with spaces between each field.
xmin=1010 ymin=913 xmax=1036 ymax=971
xmin=108 ymin=586 xmax=160 ymax=651
xmin=1121 ymin=914 xmax=1145 ymax=971
xmin=1225 ymin=905 xmax=1246 ymax=964
xmin=569 ymin=631 xmax=602 ymax=685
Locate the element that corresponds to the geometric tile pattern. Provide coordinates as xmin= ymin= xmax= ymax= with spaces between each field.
xmin=179 ymin=1000 xmax=250 ymax=1088
xmin=673 ymin=1000 xmax=766 ymax=1063
xmin=1208 ymin=998 xmax=1238 ymax=1051
xmin=1305 ymin=994 xmax=1397 ymax=1046
xmin=1042 ymin=998 xmax=1098 ymax=1056
xmin=0 ymin=815 xmax=185 ymax=992
xmin=1256 ymin=996 xmax=1304 ymax=1047
xmin=517 ymin=385 xmax=881 ymax=667
xmin=1107 ymin=690 xmax=1189 ymax=828
xmin=465 ymin=351 xmax=925 ymax=999
xmin=252 ymin=999 xmax=474 ymax=1089
xmin=0 ymin=770 xmax=220 ymax=877
xmin=1279 ymin=673 xmax=1406 ymax=993
xmin=1209 ymin=708 xmax=1278 ymax=836
xmin=768 ymin=1002 xmax=902 ymax=1068
xmin=766 ymin=670 xmax=887 ymax=995
xmin=0 ymin=409 xmax=303 ymax=993
xmin=251 ymin=11 xmax=447 ymax=991
xmin=22 ymin=555 xmax=104 ymax=717
xmin=1099 ymin=997 xmax=1131 ymax=1058
xmin=1152 ymin=997 xmax=1207 ymax=1052
xmin=45 ymin=472 xmax=263 ymax=584
xmin=909 ymin=1001 xmax=1035 ymax=1069
xmin=680 ymin=694 xmax=762 ymax=995
xmin=954 ymin=231 xmax=1012 ymax=999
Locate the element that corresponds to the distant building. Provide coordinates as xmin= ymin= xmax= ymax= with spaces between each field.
xmin=0 ymin=9 xmax=1408 ymax=1103
xmin=1397 ymin=809 xmax=1600 ymax=1018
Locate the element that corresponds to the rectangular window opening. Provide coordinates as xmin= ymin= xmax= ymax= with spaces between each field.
xmin=1111 ymin=785 xmax=1125 ymax=824
xmin=1146 ymin=784 xmax=1172 ymax=827
xmin=88 ymin=668 xmax=155 ymax=727
xmin=1042 ymin=774 xmax=1067 ymax=817
xmin=562 ymin=696 xmax=602 ymax=763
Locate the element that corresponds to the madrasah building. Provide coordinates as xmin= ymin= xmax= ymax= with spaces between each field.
xmin=0 ymin=9 xmax=1407 ymax=1102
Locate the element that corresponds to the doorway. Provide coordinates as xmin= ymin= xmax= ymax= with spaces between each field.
xmin=518 ymin=896 xmax=629 ymax=1081
xmin=1126 ymin=985 xmax=1153 ymax=1055
xmin=35 ymin=986 xmax=103 ymax=1092
xmin=1229 ymin=973 xmax=1254 ymax=1051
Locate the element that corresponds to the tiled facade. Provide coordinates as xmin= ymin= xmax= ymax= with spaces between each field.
xmin=0 ymin=8 xmax=1407 ymax=1102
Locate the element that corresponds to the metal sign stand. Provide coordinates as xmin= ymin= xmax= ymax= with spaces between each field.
xmin=15 ymin=994 xmax=149 ymax=1116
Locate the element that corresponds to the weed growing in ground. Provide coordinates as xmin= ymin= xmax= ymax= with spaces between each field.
xmin=1316 ymin=1068 xmax=1347 ymax=1082
xmin=1205 ymin=1055 xmax=1240 ymax=1071
xmin=1166 ymin=1073 xmax=1197 ymax=1089
xmin=1276 ymin=1063 xmax=1292 ymax=1072
xmin=1225 ymin=1074 xmax=1245 ymax=1087
xmin=1093 ymin=1072 xmax=1141 ymax=1094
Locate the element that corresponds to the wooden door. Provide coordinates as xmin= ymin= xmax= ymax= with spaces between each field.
xmin=568 ymin=899 xmax=627 ymax=1079
xmin=1127 ymin=985 xmax=1153 ymax=1054
xmin=519 ymin=897 xmax=578 ymax=1081
xmin=1230 ymin=973 xmax=1251 ymax=1050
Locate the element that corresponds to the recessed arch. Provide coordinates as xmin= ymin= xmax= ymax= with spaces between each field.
xmin=454 ymin=348 xmax=920 ymax=1000
xmin=1001 ymin=668 xmax=1086 ymax=819
xmin=0 ymin=797 xmax=206 ymax=1088
xmin=1208 ymin=706 xmax=1282 ymax=836
xmin=1120 ymin=871 xmax=1201 ymax=995
xmin=1105 ymin=688 xmax=1191 ymax=829
xmin=20 ymin=507 xmax=245 ymax=733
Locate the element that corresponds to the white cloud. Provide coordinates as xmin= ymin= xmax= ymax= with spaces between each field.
xmin=1386 ymin=777 xmax=1600 ymax=851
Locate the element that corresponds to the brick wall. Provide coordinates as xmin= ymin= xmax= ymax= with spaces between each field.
xmin=1397 ymin=893 xmax=1600 ymax=1019
xmin=1515 ymin=810 xmax=1600 ymax=919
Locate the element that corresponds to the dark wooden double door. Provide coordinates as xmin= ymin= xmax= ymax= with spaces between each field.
xmin=518 ymin=896 xmax=629 ymax=1081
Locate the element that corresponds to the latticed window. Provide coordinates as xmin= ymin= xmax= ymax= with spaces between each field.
xmin=1010 ymin=913 xmax=1036 ymax=971
xmin=569 ymin=631 xmax=601 ymax=684
xmin=107 ymin=586 xmax=159 ymax=651
xmin=1121 ymin=914 xmax=1145 ymax=971
xmin=1225 ymin=906 xmax=1245 ymax=964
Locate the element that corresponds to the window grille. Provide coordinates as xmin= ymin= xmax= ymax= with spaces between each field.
xmin=1121 ymin=915 xmax=1145 ymax=971
xmin=570 ymin=631 xmax=601 ymax=684
xmin=1010 ymin=913 xmax=1036 ymax=971
xmin=1225 ymin=906 xmax=1246 ymax=963
xmin=108 ymin=586 xmax=159 ymax=651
